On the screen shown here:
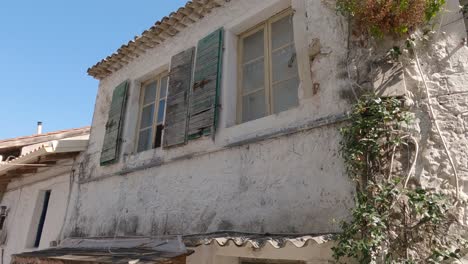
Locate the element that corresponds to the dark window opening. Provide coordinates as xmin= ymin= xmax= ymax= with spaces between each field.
xmin=34 ymin=190 xmax=51 ymax=248
xmin=154 ymin=125 xmax=164 ymax=149
xmin=0 ymin=206 xmax=7 ymax=230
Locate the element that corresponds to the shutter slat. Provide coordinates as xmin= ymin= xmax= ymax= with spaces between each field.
xmin=163 ymin=47 xmax=195 ymax=147
xmin=188 ymin=28 xmax=223 ymax=139
xmin=100 ymin=81 xmax=128 ymax=165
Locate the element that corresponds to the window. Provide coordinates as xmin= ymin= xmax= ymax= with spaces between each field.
xmin=0 ymin=206 xmax=7 ymax=230
xmin=238 ymin=9 xmax=299 ymax=123
xmin=136 ymin=73 xmax=169 ymax=152
xmin=26 ymin=190 xmax=52 ymax=248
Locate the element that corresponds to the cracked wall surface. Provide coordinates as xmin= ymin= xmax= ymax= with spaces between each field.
xmin=63 ymin=0 xmax=468 ymax=241
xmin=63 ymin=0 xmax=356 ymax=238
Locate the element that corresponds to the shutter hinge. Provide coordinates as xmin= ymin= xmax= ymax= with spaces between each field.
xmin=193 ymin=79 xmax=212 ymax=89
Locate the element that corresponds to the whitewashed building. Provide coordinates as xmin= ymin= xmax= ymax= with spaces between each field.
xmin=67 ymin=1 xmax=355 ymax=263
xmin=0 ymin=126 xmax=90 ymax=264
xmin=7 ymin=0 xmax=468 ymax=263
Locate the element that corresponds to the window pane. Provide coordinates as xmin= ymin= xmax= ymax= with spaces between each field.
xmin=157 ymin=99 xmax=166 ymax=124
xmin=140 ymin=104 xmax=155 ymax=129
xmin=273 ymin=77 xmax=299 ymax=113
xmin=160 ymin=76 xmax=168 ymax=98
xmin=242 ymin=89 xmax=266 ymax=122
xmin=242 ymin=59 xmax=264 ymax=94
xmin=143 ymin=81 xmax=157 ymax=105
xmin=272 ymin=44 xmax=298 ymax=83
xmin=271 ymin=14 xmax=294 ymax=49
xmin=243 ymin=29 xmax=264 ymax=62
xmin=137 ymin=128 xmax=153 ymax=152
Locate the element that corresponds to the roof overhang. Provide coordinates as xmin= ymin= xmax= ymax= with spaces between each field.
xmin=0 ymin=137 xmax=89 ymax=180
xmin=87 ymin=0 xmax=225 ymax=80
xmin=12 ymin=237 xmax=192 ymax=264
xmin=0 ymin=127 xmax=90 ymax=152
xmin=183 ymin=232 xmax=334 ymax=249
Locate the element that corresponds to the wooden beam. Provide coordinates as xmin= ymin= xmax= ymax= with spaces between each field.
xmin=39 ymin=152 xmax=79 ymax=162
xmin=12 ymin=168 xmax=38 ymax=174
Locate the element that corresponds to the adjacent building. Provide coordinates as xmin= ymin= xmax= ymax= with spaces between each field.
xmin=0 ymin=126 xmax=89 ymax=264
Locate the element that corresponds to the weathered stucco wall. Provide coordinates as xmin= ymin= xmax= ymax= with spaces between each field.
xmin=63 ymin=0 xmax=355 ymax=238
xmin=187 ymin=242 xmax=334 ymax=264
xmin=343 ymin=0 xmax=468 ymax=220
xmin=404 ymin=0 xmax=468 ymax=217
xmin=1 ymin=164 xmax=72 ymax=264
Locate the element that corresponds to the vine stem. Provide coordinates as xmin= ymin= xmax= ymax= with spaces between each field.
xmin=388 ymin=145 xmax=397 ymax=181
xmin=404 ymin=136 xmax=419 ymax=188
xmin=414 ymin=52 xmax=460 ymax=200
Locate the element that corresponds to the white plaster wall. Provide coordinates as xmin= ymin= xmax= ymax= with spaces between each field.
xmin=402 ymin=0 xmax=468 ymax=214
xmin=187 ymin=242 xmax=336 ymax=264
xmin=0 ymin=167 xmax=71 ymax=264
xmin=64 ymin=0 xmax=355 ymax=238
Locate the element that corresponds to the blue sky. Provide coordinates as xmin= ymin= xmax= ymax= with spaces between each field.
xmin=0 ymin=0 xmax=187 ymax=139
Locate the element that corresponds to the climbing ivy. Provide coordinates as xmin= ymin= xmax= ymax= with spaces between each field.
xmin=332 ymin=95 xmax=466 ymax=263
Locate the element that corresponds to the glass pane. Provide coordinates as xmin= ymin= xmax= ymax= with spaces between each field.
xmin=272 ymin=44 xmax=298 ymax=83
xmin=273 ymin=77 xmax=299 ymax=113
xmin=242 ymin=89 xmax=266 ymax=122
xmin=243 ymin=29 xmax=264 ymax=62
xmin=137 ymin=128 xmax=153 ymax=152
xmin=140 ymin=104 xmax=155 ymax=129
xmin=271 ymin=15 xmax=294 ymax=49
xmin=160 ymin=76 xmax=168 ymax=98
xmin=242 ymin=59 xmax=264 ymax=94
xmin=143 ymin=81 xmax=157 ymax=105
xmin=157 ymin=99 xmax=166 ymax=124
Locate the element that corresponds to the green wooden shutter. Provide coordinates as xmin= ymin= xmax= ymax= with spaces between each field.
xmin=100 ymin=81 xmax=128 ymax=165
xmin=188 ymin=28 xmax=224 ymax=140
xmin=163 ymin=47 xmax=195 ymax=147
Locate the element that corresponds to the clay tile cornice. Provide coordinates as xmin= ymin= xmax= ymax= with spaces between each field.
xmin=87 ymin=0 xmax=225 ymax=80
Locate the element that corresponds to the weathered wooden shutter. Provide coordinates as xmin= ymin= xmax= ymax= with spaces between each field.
xmin=163 ymin=47 xmax=195 ymax=147
xmin=188 ymin=28 xmax=224 ymax=139
xmin=100 ymin=81 xmax=128 ymax=165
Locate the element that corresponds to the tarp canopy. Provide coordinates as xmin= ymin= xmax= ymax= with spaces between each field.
xmin=12 ymin=237 xmax=192 ymax=264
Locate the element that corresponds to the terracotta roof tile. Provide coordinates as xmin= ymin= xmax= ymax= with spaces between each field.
xmin=87 ymin=0 xmax=225 ymax=80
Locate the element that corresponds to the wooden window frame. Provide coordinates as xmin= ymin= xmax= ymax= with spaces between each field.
xmin=135 ymin=72 xmax=169 ymax=152
xmin=237 ymin=9 xmax=296 ymax=123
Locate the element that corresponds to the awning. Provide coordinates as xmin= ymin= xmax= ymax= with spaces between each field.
xmin=12 ymin=237 xmax=193 ymax=264
xmin=183 ymin=232 xmax=334 ymax=249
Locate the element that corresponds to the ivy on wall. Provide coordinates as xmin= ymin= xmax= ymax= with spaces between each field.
xmin=331 ymin=0 xmax=468 ymax=262
xmin=332 ymin=96 xmax=466 ymax=263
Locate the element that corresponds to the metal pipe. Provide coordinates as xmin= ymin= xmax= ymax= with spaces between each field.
xmin=37 ymin=121 xmax=43 ymax=134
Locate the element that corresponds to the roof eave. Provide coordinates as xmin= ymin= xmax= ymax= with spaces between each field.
xmin=87 ymin=0 xmax=225 ymax=80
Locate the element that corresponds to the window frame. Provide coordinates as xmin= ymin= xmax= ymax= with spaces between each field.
xmin=135 ymin=72 xmax=169 ymax=152
xmin=237 ymin=8 xmax=296 ymax=123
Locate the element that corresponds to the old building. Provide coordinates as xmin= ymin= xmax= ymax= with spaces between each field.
xmin=68 ymin=1 xmax=355 ymax=262
xmin=5 ymin=0 xmax=468 ymax=263
xmin=0 ymin=126 xmax=90 ymax=264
